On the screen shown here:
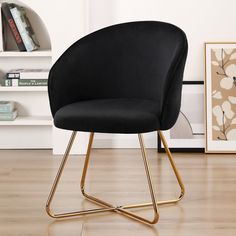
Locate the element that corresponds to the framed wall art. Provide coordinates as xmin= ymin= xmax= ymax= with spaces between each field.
xmin=205 ymin=42 xmax=236 ymax=153
xmin=158 ymin=81 xmax=205 ymax=152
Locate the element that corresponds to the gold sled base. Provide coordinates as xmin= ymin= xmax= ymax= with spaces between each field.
xmin=46 ymin=131 xmax=185 ymax=225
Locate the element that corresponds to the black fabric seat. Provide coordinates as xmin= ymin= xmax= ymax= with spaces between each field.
xmin=54 ymin=98 xmax=161 ymax=133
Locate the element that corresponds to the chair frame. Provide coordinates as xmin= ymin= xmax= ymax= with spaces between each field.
xmin=46 ymin=131 xmax=185 ymax=225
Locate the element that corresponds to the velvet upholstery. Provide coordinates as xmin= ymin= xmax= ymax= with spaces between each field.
xmin=48 ymin=21 xmax=188 ymax=133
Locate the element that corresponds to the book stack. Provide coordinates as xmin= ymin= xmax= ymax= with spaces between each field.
xmin=4 ymin=69 xmax=49 ymax=86
xmin=0 ymin=2 xmax=39 ymax=52
xmin=0 ymin=101 xmax=17 ymax=121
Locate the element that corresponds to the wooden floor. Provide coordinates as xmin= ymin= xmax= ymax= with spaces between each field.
xmin=0 ymin=149 xmax=236 ymax=236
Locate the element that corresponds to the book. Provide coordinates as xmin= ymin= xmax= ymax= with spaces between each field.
xmin=0 ymin=109 xmax=17 ymax=121
xmin=4 ymin=78 xmax=18 ymax=86
xmin=0 ymin=3 xmax=4 ymax=51
xmin=0 ymin=101 xmax=15 ymax=112
xmin=4 ymin=78 xmax=48 ymax=86
xmin=1 ymin=3 xmax=26 ymax=51
xmin=9 ymin=4 xmax=39 ymax=52
xmin=1 ymin=3 xmax=8 ymax=51
xmin=6 ymin=69 xmax=49 ymax=79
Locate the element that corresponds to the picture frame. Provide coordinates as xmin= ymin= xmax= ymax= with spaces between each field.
xmin=205 ymin=42 xmax=236 ymax=153
xmin=158 ymin=81 xmax=205 ymax=152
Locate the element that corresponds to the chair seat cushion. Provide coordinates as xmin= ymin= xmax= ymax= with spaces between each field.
xmin=54 ymin=98 xmax=161 ymax=133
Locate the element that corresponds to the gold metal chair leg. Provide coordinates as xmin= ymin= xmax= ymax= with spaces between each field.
xmin=121 ymin=131 xmax=185 ymax=210
xmin=159 ymin=130 xmax=185 ymax=199
xmin=46 ymin=131 xmax=116 ymax=218
xmin=114 ymin=134 xmax=159 ymax=224
xmin=80 ymin=132 xmax=114 ymax=208
xmin=80 ymin=132 xmax=94 ymax=195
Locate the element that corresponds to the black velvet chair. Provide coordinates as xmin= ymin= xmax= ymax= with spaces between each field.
xmin=46 ymin=21 xmax=188 ymax=225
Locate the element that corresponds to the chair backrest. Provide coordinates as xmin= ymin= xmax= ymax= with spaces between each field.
xmin=48 ymin=21 xmax=188 ymax=130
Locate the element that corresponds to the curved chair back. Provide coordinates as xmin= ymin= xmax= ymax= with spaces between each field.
xmin=48 ymin=21 xmax=188 ymax=130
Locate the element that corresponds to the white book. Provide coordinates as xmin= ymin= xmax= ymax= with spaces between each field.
xmin=20 ymin=69 xmax=49 ymax=79
xmin=10 ymin=5 xmax=39 ymax=52
xmin=0 ymin=3 xmax=4 ymax=52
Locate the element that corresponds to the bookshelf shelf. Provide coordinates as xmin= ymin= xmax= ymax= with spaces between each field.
xmin=0 ymin=86 xmax=47 ymax=92
xmin=0 ymin=116 xmax=52 ymax=126
xmin=0 ymin=50 xmax=52 ymax=57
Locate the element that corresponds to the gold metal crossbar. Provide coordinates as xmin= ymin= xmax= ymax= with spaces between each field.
xmin=46 ymin=131 xmax=185 ymax=225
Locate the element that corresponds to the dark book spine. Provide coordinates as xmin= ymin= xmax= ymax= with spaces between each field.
xmin=1 ymin=3 xmax=26 ymax=51
xmin=6 ymin=72 xmax=20 ymax=79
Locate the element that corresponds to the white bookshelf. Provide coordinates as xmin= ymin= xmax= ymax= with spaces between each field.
xmin=0 ymin=0 xmax=52 ymax=149
xmin=0 ymin=0 xmax=87 ymax=152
